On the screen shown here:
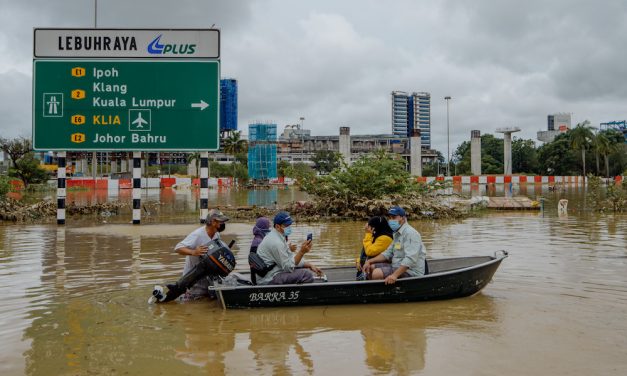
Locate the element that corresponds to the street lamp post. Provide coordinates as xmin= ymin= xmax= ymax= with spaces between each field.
xmin=444 ymin=96 xmax=452 ymax=176
xmin=299 ymin=116 xmax=305 ymax=162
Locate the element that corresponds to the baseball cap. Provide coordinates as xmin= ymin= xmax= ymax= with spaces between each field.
xmin=388 ymin=206 xmax=407 ymax=217
xmin=206 ymin=209 xmax=229 ymax=223
xmin=273 ymin=211 xmax=294 ymax=226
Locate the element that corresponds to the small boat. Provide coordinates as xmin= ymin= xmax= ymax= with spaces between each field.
xmin=212 ymin=251 xmax=508 ymax=309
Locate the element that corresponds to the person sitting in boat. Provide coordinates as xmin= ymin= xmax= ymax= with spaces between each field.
xmin=173 ymin=208 xmax=229 ymax=300
xmin=356 ymin=216 xmax=394 ymax=280
xmin=250 ymin=216 xmax=271 ymax=253
xmin=255 ymin=211 xmax=323 ymax=285
xmin=362 ymin=206 xmax=426 ymax=285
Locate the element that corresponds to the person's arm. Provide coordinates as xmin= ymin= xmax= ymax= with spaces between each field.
xmin=303 ymin=261 xmax=322 ymax=276
xmin=363 ymin=235 xmax=392 ymax=257
xmin=362 ymin=253 xmax=388 ymax=273
xmin=384 ymin=265 xmax=409 ymax=285
xmin=176 ymin=245 xmax=207 ymax=256
xmin=174 ymin=231 xmax=207 ymax=256
xmin=292 ymin=239 xmax=312 ymax=266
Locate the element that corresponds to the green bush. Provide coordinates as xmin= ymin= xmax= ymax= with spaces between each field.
xmin=0 ymin=175 xmax=10 ymax=199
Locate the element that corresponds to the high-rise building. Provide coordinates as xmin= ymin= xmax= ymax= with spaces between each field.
xmin=391 ymin=91 xmax=409 ymax=137
xmin=220 ymin=79 xmax=238 ymax=131
xmin=412 ymin=92 xmax=431 ymax=149
xmin=539 ymin=113 xmax=571 ymax=143
xmin=391 ymin=91 xmax=431 ymax=148
xmin=548 ymin=113 xmax=571 ymax=131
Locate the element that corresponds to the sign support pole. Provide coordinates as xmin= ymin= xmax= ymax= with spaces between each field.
xmin=57 ymin=151 xmax=66 ymax=225
xmin=200 ymin=151 xmax=209 ymax=223
xmin=132 ymin=151 xmax=142 ymax=224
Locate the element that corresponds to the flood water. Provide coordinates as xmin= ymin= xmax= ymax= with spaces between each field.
xmin=1 ymin=187 xmax=626 ymax=375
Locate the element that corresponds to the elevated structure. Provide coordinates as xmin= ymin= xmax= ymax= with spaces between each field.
xmin=496 ymin=127 xmax=521 ymax=175
xmin=410 ymin=129 xmax=422 ymax=176
xmin=339 ymin=127 xmax=351 ymax=166
xmin=471 ymin=130 xmax=481 ymax=176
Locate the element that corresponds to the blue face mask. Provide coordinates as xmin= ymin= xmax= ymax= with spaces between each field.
xmin=388 ymin=220 xmax=401 ymax=232
xmin=283 ymin=226 xmax=293 ymax=237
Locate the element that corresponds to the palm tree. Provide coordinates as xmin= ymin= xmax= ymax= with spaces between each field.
xmin=222 ymin=131 xmax=248 ymax=156
xmin=596 ymin=132 xmax=622 ymax=178
xmin=569 ymin=121 xmax=594 ymax=178
xmin=591 ymin=132 xmax=602 ymax=175
xmin=222 ymin=131 xmax=248 ymax=179
xmin=187 ymin=152 xmax=200 ymax=178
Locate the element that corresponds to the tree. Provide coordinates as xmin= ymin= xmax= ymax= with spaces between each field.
xmin=311 ymin=150 xmax=341 ymax=175
xmin=597 ymin=130 xmax=624 ymax=177
xmin=569 ymin=121 xmax=594 ymax=178
xmin=222 ymin=131 xmax=247 ymax=155
xmin=295 ymin=150 xmax=413 ymax=205
xmin=511 ymin=138 xmax=539 ymax=174
xmin=0 ymin=137 xmax=31 ymax=167
xmin=537 ymin=133 xmax=580 ymax=175
xmin=452 ymin=134 xmax=504 ymax=175
xmin=0 ymin=175 xmax=10 ymax=199
xmin=186 ymin=152 xmax=200 ymax=177
xmin=277 ymin=160 xmax=291 ymax=177
xmin=11 ymin=153 xmax=49 ymax=188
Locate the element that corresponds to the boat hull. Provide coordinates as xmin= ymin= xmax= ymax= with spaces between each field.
xmin=215 ymin=254 xmax=507 ymax=309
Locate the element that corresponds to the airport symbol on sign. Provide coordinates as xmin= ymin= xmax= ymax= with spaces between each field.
xmin=43 ymin=93 xmax=63 ymax=117
xmin=129 ymin=109 xmax=151 ymax=131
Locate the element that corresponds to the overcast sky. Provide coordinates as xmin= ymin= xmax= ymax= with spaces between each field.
xmin=1 ymin=0 xmax=626 ymax=154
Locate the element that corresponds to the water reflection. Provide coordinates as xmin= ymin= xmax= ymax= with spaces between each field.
xmin=148 ymin=295 xmax=498 ymax=375
xmin=2 ymin=189 xmax=626 ymax=375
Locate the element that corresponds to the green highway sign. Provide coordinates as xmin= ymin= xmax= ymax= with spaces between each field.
xmin=33 ymin=60 xmax=219 ymax=151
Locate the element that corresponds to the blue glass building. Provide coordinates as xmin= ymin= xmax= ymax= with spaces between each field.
xmin=220 ymin=79 xmax=238 ymax=131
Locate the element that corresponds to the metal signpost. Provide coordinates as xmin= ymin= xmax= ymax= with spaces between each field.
xmin=33 ymin=29 xmax=220 ymax=224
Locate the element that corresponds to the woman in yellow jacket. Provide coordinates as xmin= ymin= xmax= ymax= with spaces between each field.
xmin=357 ymin=216 xmax=393 ymax=279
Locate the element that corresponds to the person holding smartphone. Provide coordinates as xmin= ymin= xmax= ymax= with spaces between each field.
xmin=255 ymin=211 xmax=323 ymax=285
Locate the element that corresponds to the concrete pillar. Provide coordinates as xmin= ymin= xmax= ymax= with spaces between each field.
xmin=120 ymin=159 xmax=127 ymax=172
xmin=410 ymin=129 xmax=422 ymax=177
xmin=503 ymin=132 xmax=512 ymax=175
xmin=91 ymin=151 xmax=97 ymax=178
xmin=471 ymin=130 xmax=482 ymax=176
xmin=81 ymin=159 xmax=88 ymax=174
xmin=187 ymin=161 xmax=197 ymax=177
xmin=496 ymin=127 xmax=521 ymax=176
xmin=110 ymin=160 xmax=118 ymax=174
xmin=339 ymin=127 xmax=351 ymax=166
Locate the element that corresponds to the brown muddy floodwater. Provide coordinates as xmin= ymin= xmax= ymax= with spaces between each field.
xmin=0 ymin=188 xmax=626 ymax=375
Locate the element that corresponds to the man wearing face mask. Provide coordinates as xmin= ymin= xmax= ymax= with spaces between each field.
xmin=174 ymin=208 xmax=229 ymax=299
xmin=362 ymin=206 xmax=426 ymax=285
xmin=255 ymin=211 xmax=322 ymax=285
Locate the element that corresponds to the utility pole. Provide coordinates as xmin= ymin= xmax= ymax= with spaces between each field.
xmin=444 ymin=96 xmax=452 ymax=176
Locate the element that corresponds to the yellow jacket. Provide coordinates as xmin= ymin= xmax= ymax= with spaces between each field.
xmin=362 ymin=233 xmax=393 ymax=257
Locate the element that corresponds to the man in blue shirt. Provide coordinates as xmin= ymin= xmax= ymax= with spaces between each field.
xmin=363 ymin=206 xmax=426 ymax=284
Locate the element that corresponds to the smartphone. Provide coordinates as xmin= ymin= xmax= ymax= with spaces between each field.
xmin=307 ymin=233 xmax=313 ymax=241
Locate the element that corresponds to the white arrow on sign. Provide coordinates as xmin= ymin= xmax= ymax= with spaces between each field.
xmin=191 ymin=100 xmax=209 ymax=111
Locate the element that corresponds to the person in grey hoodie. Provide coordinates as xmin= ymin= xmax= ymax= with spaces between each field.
xmin=256 ymin=211 xmax=322 ymax=285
